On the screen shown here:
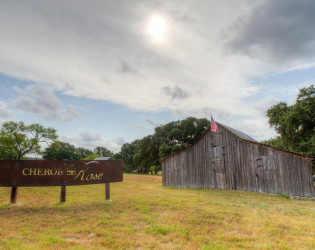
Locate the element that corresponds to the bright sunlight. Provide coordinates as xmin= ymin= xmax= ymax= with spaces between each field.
xmin=147 ymin=15 xmax=166 ymax=42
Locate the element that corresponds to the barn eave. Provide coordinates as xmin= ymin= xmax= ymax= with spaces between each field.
xmin=160 ymin=122 xmax=313 ymax=162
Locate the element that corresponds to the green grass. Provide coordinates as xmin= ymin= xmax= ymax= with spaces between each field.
xmin=278 ymin=193 xmax=291 ymax=199
xmin=0 ymin=174 xmax=314 ymax=249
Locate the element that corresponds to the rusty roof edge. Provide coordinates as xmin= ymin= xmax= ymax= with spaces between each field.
xmin=161 ymin=123 xmax=313 ymax=162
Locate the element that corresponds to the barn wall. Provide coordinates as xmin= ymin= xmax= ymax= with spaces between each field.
xmin=162 ymin=126 xmax=315 ymax=197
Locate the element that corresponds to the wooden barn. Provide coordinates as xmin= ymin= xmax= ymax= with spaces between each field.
xmin=162 ymin=123 xmax=315 ymax=197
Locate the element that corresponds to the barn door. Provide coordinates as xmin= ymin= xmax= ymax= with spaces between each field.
xmin=211 ymin=140 xmax=226 ymax=189
xmin=256 ymin=156 xmax=279 ymax=194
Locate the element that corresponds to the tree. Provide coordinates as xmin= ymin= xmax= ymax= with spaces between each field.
xmin=119 ymin=140 xmax=140 ymax=172
xmin=117 ymin=117 xmax=211 ymax=174
xmin=133 ymin=135 xmax=162 ymax=174
xmin=43 ymin=141 xmax=79 ymax=160
xmin=0 ymin=121 xmax=57 ymax=160
xmin=81 ymin=154 xmax=102 ymax=160
xmin=155 ymin=117 xmax=210 ymax=146
xmin=155 ymin=117 xmax=210 ymax=160
xmin=93 ymin=146 xmax=114 ymax=158
xmin=261 ymin=136 xmax=285 ymax=149
xmin=266 ymin=85 xmax=315 ymax=157
xmin=76 ymin=147 xmax=93 ymax=159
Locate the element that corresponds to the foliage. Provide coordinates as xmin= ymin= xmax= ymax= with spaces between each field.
xmin=81 ymin=154 xmax=102 ymax=160
xmin=261 ymin=136 xmax=285 ymax=149
xmin=0 ymin=121 xmax=57 ymax=160
xmin=155 ymin=116 xmax=210 ymax=146
xmin=266 ymin=85 xmax=315 ymax=157
xmin=94 ymin=146 xmax=114 ymax=158
xmin=119 ymin=140 xmax=140 ymax=172
xmin=43 ymin=141 xmax=79 ymax=160
xmin=133 ymin=135 xmax=162 ymax=174
xmin=43 ymin=142 xmax=114 ymax=161
xmin=76 ymin=147 xmax=93 ymax=160
xmin=119 ymin=117 xmax=210 ymax=173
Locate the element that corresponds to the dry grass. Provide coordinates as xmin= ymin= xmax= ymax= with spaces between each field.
xmin=0 ymin=174 xmax=315 ymax=249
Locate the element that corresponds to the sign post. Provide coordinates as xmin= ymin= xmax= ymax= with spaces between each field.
xmin=60 ymin=186 xmax=66 ymax=203
xmin=10 ymin=186 xmax=18 ymax=204
xmin=0 ymin=160 xmax=123 ymax=204
xmin=106 ymin=183 xmax=110 ymax=201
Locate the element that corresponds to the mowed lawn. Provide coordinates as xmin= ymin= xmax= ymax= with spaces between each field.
xmin=0 ymin=174 xmax=315 ymax=249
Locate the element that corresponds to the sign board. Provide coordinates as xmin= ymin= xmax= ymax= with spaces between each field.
xmin=0 ymin=160 xmax=123 ymax=187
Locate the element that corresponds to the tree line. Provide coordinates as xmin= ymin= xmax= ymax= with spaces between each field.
xmin=116 ymin=117 xmax=211 ymax=174
xmin=0 ymin=117 xmax=211 ymax=174
xmin=0 ymin=121 xmax=115 ymax=161
xmin=0 ymin=85 xmax=313 ymax=174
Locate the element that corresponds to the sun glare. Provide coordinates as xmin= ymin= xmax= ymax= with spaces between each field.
xmin=148 ymin=15 xmax=166 ymax=42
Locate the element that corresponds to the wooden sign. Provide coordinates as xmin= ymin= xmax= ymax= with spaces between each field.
xmin=0 ymin=160 xmax=123 ymax=203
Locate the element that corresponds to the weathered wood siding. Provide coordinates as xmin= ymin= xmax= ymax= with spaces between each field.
xmin=162 ymin=125 xmax=315 ymax=197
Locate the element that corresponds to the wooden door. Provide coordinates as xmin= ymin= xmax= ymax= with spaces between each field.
xmin=211 ymin=144 xmax=226 ymax=189
xmin=256 ymin=156 xmax=279 ymax=194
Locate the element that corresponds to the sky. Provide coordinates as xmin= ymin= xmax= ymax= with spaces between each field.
xmin=1 ymin=0 xmax=315 ymax=153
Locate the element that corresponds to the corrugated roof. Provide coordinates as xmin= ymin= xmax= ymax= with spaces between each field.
xmin=94 ymin=157 xmax=112 ymax=160
xmin=217 ymin=122 xmax=258 ymax=143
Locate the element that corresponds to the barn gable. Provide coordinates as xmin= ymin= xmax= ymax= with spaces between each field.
xmin=162 ymin=123 xmax=314 ymax=197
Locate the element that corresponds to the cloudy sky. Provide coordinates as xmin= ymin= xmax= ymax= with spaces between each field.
xmin=1 ymin=0 xmax=315 ymax=152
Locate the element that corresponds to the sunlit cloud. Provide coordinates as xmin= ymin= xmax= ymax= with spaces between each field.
xmin=0 ymin=0 xmax=314 ymax=144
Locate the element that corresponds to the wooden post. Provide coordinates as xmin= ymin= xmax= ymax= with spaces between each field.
xmin=60 ymin=186 xmax=66 ymax=203
xmin=10 ymin=186 xmax=18 ymax=204
xmin=105 ymin=183 xmax=110 ymax=201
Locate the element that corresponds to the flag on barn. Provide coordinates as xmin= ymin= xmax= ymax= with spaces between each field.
xmin=211 ymin=116 xmax=217 ymax=132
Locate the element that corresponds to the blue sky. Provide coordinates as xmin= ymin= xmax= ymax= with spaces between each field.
xmin=0 ymin=0 xmax=314 ymax=152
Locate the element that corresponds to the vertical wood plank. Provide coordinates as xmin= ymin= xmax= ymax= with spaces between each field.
xmin=162 ymin=124 xmax=314 ymax=197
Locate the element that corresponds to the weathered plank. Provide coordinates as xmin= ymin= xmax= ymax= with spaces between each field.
xmin=162 ymin=124 xmax=315 ymax=197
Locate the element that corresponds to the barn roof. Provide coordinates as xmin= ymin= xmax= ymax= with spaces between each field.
xmin=217 ymin=122 xmax=258 ymax=143
xmin=94 ymin=157 xmax=112 ymax=160
xmin=161 ymin=121 xmax=312 ymax=161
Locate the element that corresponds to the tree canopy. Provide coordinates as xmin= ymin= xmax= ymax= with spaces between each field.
xmin=94 ymin=146 xmax=114 ymax=158
xmin=42 ymin=141 xmax=114 ymax=160
xmin=119 ymin=117 xmax=211 ymax=173
xmin=43 ymin=141 xmax=80 ymax=160
xmin=264 ymin=85 xmax=314 ymax=157
xmin=0 ymin=121 xmax=57 ymax=160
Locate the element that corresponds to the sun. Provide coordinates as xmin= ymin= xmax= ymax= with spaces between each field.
xmin=147 ymin=15 xmax=166 ymax=42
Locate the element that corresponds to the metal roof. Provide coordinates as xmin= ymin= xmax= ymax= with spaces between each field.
xmin=217 ymin=122 xmax=258 ymax=143
xmin=94 ymin=157 xmax=112 ymax=160
xmin=161 ymin=121 xmax=311 ymax=161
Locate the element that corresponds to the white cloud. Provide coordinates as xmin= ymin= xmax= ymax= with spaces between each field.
xmin=61 ymin=131 xmax=125 ymax=153
xmin=14 ymin=84 xmax=80 ymax=122
xmin=0 ymin=101 xmax=11 ymax=120
xmin=253 ymin=97 xmax=279 ymax=116
xmin=0 ymin=1 xmax=259 ymax=117
xmin=105 ymin=137 xmax=126 ymax=153
xmin=228 ymin=116 xmax=277 ymax=142
xmin=0 ymin=0 xmax=314 ymax=142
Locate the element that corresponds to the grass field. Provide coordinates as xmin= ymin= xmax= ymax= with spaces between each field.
xmin=0 ymin=174 xmax=315 ymax=249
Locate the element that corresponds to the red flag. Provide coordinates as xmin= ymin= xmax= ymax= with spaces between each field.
xmin=211 ymin=116 xmax=217 ymax=132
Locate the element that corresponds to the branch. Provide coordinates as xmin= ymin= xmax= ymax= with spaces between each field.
xmin=20 ymin=143 xmax=35 ymax=160
xmin=13 ymin=133 xmax=21 ymax=152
